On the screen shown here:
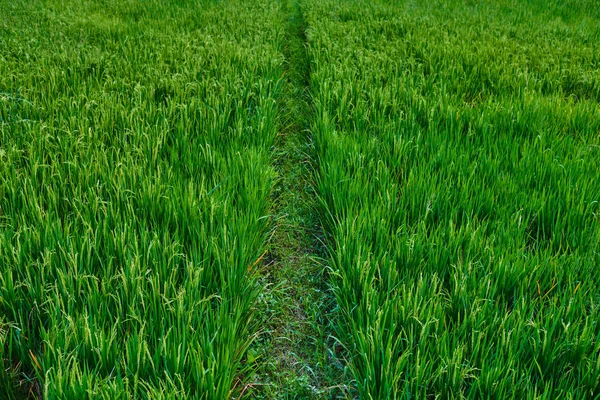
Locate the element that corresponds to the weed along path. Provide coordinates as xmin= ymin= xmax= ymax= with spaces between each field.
xmin=250 ymin=0 xmax=347 ymax=398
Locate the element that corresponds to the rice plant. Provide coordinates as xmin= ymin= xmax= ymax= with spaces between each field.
xmin=0 ymin=0 xmax=283 ymax=398
xmin=305 ymin=0 xmax=600 ymax=398
xmin=3 ymin=0 xmax=600 ymax=398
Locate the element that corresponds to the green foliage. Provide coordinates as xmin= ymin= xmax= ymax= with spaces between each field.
xmin=2 ymin=0 xmax=600 ymax=398
xmin=305 ymin=0 xmax=600 ymax=398
xmin=0 ymin=0 xmax=282 ymax=398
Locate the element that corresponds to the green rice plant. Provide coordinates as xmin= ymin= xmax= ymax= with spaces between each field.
xmin=305 ymin=0 xmax=600 ymax=398
xmin=0 ymin=0 xmax=284 ymax=398
xmin=3 ymin=0 xmax=600 ymax=397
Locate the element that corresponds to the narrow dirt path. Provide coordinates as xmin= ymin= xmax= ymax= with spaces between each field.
xmin=249 ymin=0 xmax=348 ymax=398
